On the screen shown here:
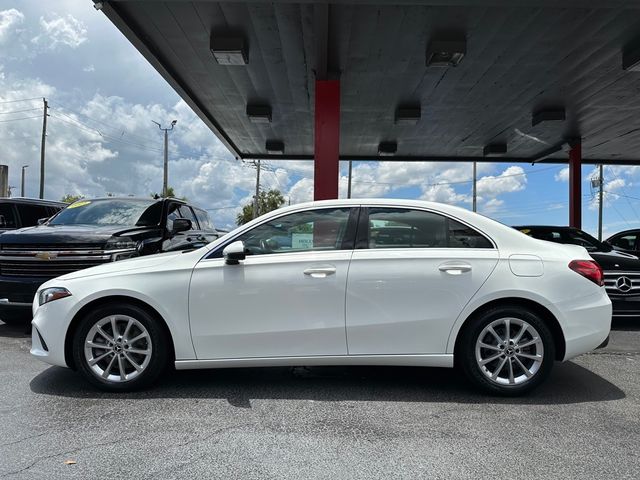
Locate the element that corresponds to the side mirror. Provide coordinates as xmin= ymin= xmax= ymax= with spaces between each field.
xmin=37 ymin=217 xmax=49 ymax=225
xmin=223 ymin=240 xmax=246 ymax=265
xmin=171 ymin=218 xmax=192 ymax=234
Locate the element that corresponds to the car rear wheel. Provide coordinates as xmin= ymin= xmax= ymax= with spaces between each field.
xmin=72 ymin=303 xmax=168 ymax=391
xmin=458 ymin=306 xmax=555 ymax=396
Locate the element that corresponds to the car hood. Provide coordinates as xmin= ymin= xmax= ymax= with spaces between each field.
xmin=0 ymin=224 xmax=153 ymax=246
xmin=57 ymin=250 xmax=186 ymax=280
xmin=589 ymin=250 xmax=640 ymax=271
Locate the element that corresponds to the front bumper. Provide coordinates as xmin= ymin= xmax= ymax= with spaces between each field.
xmin=610 ymin=295 xmax=640 ymax=318
xmin=0 ymin=276 xmax=48 ymax=310
xmin=30 ymin=295 xmax=75 ymax=368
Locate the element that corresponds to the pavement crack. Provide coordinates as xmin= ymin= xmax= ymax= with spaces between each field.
xmin=0 ymin=436 xmax=139 ymax=478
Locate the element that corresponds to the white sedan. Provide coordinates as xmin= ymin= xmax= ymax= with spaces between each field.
xmin=31 ymin=199 xmax=611 ymax=395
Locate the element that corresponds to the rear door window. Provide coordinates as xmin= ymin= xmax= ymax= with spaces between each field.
xmin=366 ymin=208 xmax=493 ymax=249
xmin=17 ymin=204 xmax=49 ymax=227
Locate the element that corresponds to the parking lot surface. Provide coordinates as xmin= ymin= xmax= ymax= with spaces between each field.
xmin=1 ymin=320 xmax=638 ymax=480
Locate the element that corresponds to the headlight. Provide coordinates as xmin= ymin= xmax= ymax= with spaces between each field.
xmin=38 ymin=287 xmax=72 ymax=306
xmin=105 ymin=238 xmax=137 ymax=250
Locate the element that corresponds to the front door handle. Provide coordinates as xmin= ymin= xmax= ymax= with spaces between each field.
xmin=303 ymin=266 xmax=336 ymax=278
xmin=438 ymin=263 xmax=472 ymax=275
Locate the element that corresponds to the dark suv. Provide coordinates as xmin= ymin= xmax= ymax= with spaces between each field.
xmin=607 ymin=229 xmax=640 ymax=258
xmin=0 ymin=197 xmax=219 ymax=324
xmin=0 ymin=198 xmax=66 ymax=233
xmin=515 ymin=225 xmax=640 ymax=319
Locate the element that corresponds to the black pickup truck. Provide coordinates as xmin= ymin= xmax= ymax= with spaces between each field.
xmin=0 ymin=197 xmax=219 ymax=325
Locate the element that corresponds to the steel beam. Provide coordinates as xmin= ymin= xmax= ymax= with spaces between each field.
xmin=314 ymin=80 xmax=340 ymax=200
xmin=568 ymin=139 xmax=582 ymax=229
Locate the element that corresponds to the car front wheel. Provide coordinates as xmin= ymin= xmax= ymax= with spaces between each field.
xmin=72 ymin=303 xmax=168 ymax=391
xmin=458 ymin=306 xmax=555 ymax=396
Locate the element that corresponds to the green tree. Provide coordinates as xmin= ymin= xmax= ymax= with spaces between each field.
xmin=61 ymin=194 xmax=84 ymax=204
xmin=150 ymin=186 xmax=186 ymax=201
xmin=236 ymin=189 xmax=285 ymax=225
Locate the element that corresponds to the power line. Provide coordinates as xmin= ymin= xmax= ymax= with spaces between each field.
xmin=0 ymin=115 xmax=43 ymax=123
xmin=0 ymin=108 xmax=40 ymax=115
xmin=0 ymin=97 xmax=42 ymax=105
xmin=49 ymin=102 xmax=163 ymax=145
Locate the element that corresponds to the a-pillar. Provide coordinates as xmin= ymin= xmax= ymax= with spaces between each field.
xmin=314 ymin=79 xmax=340 ymax=200
xmin=568 ymin=139 xmax=582 ymax=229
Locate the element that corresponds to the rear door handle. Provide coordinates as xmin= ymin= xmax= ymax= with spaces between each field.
xmin=303 ymin=266 xmax=336 ymax=278
xmin=438 ymin=263 xmax=472 ymax=275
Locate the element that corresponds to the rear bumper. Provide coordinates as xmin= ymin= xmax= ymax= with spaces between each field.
xmin=554 ymin=289 xmax=612 ymax=361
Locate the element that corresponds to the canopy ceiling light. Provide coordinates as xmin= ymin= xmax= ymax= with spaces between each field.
xmin=266 ymin=140 xmax=285 ymax=154
xmin=246 ymin=105 xmax=272 ymax=124
xmin=210 ymin=36 xmax=248 ymax=65
xmin=532 ymin=108 xmax=566 ymax=127
xmin=483 ymin=143 xmax=507 ymax=156
xmin=426 ymin=39 xmax=466 ymax=67
xmin=378 ymin=141 xmax=398 ymax=157
xmin=395 ymin=106 xmax=421 ymax=125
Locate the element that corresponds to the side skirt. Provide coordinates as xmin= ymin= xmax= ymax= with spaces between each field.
xmin=175 ymin=354 xmax=454 ymax=370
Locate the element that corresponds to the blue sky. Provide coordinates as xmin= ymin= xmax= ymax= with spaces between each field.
xmin=1 ymin=1 xmax=640 ymax=234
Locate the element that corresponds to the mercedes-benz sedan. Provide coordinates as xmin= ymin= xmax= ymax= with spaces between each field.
xmin=31 ymin=199 xmax=611 ymax=396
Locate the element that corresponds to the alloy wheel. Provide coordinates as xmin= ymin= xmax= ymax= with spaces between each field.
xmin=475 ymin=317 xmax=544 ymax=386
xmin=83 ymin=315 xmax=153 ymax=383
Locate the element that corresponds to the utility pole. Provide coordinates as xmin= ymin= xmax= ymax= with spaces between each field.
xmin=253 ymin=160 xmax=261 ymax=219
xmin=347 ymin=160 xmax=353 ymax=199
xmin=152 ymin=119 xmax=177 ymax=197
xmin=598 ymin=164 xmax=604 ymax=241
xmin=21 ymin=165 xmax=28 ymax=197
xmin=39 ymin=98 xmax=48 ymax=199
xmin=472 ymin=161 xmax=477 ymax=212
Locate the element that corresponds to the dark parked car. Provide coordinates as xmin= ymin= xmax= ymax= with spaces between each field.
xmin=607 ymin=229 xmax=640 ymax=258
xmin=515 ymin=225 xmax=640 ymax=319
xmin=0 ymin=197 xmax=66 ymax=233
xmin=0 ymin=197 xmax=219 ymax=325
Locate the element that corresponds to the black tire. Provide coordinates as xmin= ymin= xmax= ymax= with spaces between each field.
xmin=458 ymin=305 xmax=556 ymax=396
xmin=72 ymin=303 xmax=168 ymax=391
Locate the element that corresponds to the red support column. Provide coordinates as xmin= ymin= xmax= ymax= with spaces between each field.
xmin=314 ymin=79 xmax=340 ymax=200
xmin=569 ymin=139 xmax=582 ymax=229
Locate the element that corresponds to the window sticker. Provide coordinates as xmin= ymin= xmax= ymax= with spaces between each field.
xmin=67 ymin=201 xmax=91 ymax=209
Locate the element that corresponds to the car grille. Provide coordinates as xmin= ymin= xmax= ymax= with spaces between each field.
xmin=0 ymin=244 xmax=112 ymax=278
xmin=603 ymin=271 xmax=640 ymax=298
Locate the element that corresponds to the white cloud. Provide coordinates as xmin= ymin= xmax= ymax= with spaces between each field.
xmin=555 ymin=167 xmax=569 ymax=182
xmin=82 ymin=64 xmax=95 ymax=73
xmin=0 ymin=9 xmax=24 ymax=44
xmin=33 ymin=14 xmax=87 ymax=49
xmin=476 ymin=166 xmax=527 ymax=197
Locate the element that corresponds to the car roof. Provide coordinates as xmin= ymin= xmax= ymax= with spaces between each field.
xmin=607 ymin=229 xmax=640 ymax=237
xmin=513 ymin=225 xmax=576 ymax=231
xmin=0 ymin=197 xmax=66 ymax=207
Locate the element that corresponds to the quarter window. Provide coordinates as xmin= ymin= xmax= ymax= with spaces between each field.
xmin=367 ymin=208 xmax=492 ymax=249
xmin=234 ymin=208 xmax=352 ymax=255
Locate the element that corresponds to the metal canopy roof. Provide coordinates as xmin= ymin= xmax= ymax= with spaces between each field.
xmin=98 ymin=0 xmax=640 ymax=164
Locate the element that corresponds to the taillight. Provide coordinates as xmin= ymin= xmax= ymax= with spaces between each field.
xmin=569 ymin=260 xmax=604 ymax=286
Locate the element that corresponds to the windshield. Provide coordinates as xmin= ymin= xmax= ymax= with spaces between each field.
xmin=49 ymin=199 xmax=162 ymax=227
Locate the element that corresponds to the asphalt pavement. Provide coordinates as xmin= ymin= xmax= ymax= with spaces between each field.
xmin=0 ymin=319 xmax=638 ymax=480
